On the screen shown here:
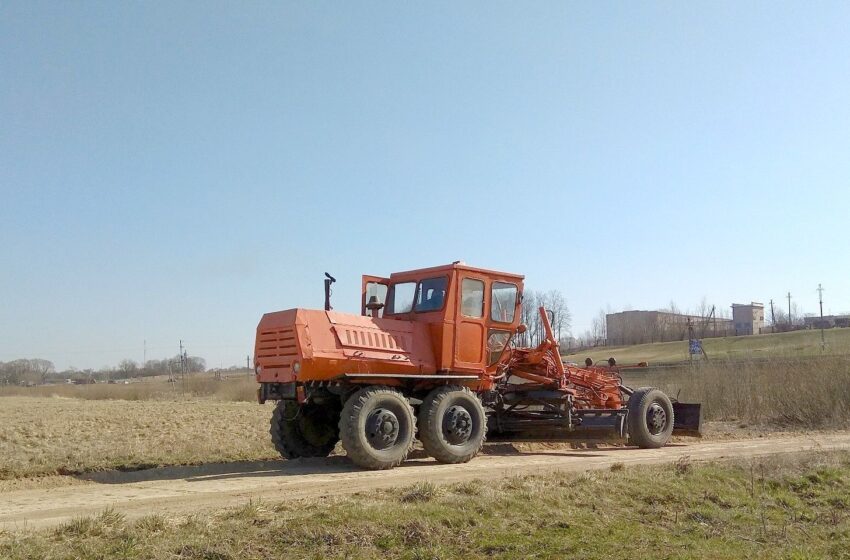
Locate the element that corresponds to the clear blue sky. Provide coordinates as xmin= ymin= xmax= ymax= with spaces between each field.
xmin=2 ymin=2 xmax=849 ymax=370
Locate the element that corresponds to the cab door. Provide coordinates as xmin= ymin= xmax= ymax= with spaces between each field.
xmin=451 ymin=275 xmax=487 ymax=371
xmin=485 ymin=280 xmax=520 ymax=371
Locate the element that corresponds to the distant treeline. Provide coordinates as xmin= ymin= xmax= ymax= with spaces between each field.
xmin=0 ymin=355 xmax=210 ymax=385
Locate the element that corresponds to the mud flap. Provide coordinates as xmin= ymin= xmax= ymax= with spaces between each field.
xmin=672 ymin=402 xmax=702 ymax=436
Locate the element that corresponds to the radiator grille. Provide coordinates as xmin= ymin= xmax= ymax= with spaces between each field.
xmin=256 ymin=327 xmax=298 ymax=368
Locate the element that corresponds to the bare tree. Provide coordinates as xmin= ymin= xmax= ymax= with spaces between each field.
xmin=517 ymin=289 xmax=572 ymax=348
xmin=543 ymin=290 xmax=572 ymax=344
xmin=118 ymin=359 xmax=138 ymax=378
xmin=590 ymin=309 xmax=607 ymax=346
xmin=0 ymin=358 xmax=55 ymax=385
xmin=30 ymin=359 xmax=55 ymax=384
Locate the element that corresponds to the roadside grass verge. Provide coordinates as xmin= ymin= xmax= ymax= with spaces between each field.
xmin=2 ymin=452 xmax=849 ymax=559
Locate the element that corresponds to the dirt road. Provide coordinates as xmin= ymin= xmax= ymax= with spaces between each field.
xmin=3 ymin=433 xmax=849 ymax=531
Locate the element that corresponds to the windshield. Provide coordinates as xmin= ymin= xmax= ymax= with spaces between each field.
xmin=386 ymin=276 xmax=449 ymax=315
xmin=491 ymin=282 xmax=518 ymax=323
xmin=414 ymin=277 xmax=448 ymax=312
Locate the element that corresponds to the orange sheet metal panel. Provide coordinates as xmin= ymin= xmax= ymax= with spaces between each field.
xmin=255 ymin=308 xmax=436 ymax=384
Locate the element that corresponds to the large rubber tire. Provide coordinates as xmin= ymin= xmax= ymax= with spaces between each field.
xmin=627 ymin=387 xmax=674 ymax=448
xmin=419 ymin=386 xmax=487 ymax=464
xmin=339 ymin=386 xmax=416 ymax=470
xmin=270 ymin=400 xmax=339 ymax=459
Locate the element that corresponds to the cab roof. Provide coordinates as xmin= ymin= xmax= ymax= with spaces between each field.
xmin=386 ymin=262 xmax=524 ymax=281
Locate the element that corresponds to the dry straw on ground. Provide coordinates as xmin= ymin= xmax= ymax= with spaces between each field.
xmin=0 ymin=397 xmax=277 ymax=479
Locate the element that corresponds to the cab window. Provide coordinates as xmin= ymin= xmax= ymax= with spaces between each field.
xmin=460 ymin=278 xmax=484 ymax=318
xmin=387 ymin=282 xmax=416 ymax=314
xmin=491 ymin=282 xmax=518 ymax=323
xmin=415 ymin=276 xmax=448 ymax=312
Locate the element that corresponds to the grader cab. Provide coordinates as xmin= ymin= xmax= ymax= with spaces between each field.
xmin=254 ymin=262 xmax=701 ymax=470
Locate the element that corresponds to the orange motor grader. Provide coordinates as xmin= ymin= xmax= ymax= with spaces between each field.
xmin=254 ymin=262 xmax=701 ymax=470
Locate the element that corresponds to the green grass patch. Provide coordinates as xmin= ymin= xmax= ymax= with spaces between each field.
xmin=3 ymin=452 xmax=850 ymax=559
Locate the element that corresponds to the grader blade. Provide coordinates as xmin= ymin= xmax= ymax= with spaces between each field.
xmin=672 ymin=402 xmax=702 ymax=436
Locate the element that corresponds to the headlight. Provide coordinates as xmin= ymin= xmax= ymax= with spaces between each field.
xmin=255 ymin=365 xmax=262 ymax=375
xmin=292 ymin=361 xmax=301 ymax=374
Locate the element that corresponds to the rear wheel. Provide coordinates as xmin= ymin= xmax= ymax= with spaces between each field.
xmin=270 ymin=400 xmax=339 ymax=459
xmin=627 ymin=387 xmax=674 ymax=448
xmin=419 ymin=386 xmax=487 ymax=464
xmin=339 ymin=386 xmax=416 ymax=470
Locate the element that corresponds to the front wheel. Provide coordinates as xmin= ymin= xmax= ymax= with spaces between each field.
xmin=339 ymin=386 xmax=416 ymax=470
xmin=627 ymin=387 xmax=674 ymax=448
xmin=419 ymin=386 xmax=487 ymax=464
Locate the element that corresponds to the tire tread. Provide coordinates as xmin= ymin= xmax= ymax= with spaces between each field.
xmin=270 ymin=400 xmax=338 ymax=459
xmin=339 ymin=386 xmax=415 ymax=470
xmin=419 ymin=385 xmax=486 ymax=464
xmin=627 ymin=386 xmax=674 ymax=449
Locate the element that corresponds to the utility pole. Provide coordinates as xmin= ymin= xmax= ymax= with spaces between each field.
xmin=818 ymin=284 xmax=826 ymax=351
xmin=246 ymin=355 xmax=251 ymax=377
xmin=179 ymin=339 xmax=187 ymax=395
xmin=769 ymin=299 xmax=776 ymax=330
xmin=787 ymin=292 xmax=792 ymax=328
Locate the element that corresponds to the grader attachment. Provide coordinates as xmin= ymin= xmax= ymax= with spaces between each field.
xmin=672 ymin=401 xmax=703 ymax=436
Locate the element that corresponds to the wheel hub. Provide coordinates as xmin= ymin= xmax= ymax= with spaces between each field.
xmin=366 ymin=408 xmax=400 ymax=450
xmin=442 ymin=405 xmax=473 ymax=445
xmin=646 ymin=403 xmax=668 ymax=435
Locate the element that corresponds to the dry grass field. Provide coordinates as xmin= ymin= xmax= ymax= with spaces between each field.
xmin=0 ymin=397 xmax=277 ymax=480
xmin=622 ymin=356 xmax=850 ymax=427
xmin=1 ymin=357 xmax=848 ymax=481
xmin=0 ymin=376 xmax=257 ymax=402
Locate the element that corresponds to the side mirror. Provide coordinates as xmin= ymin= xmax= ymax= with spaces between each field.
xmin=516 ymin=324 xmax=527 ymax=334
